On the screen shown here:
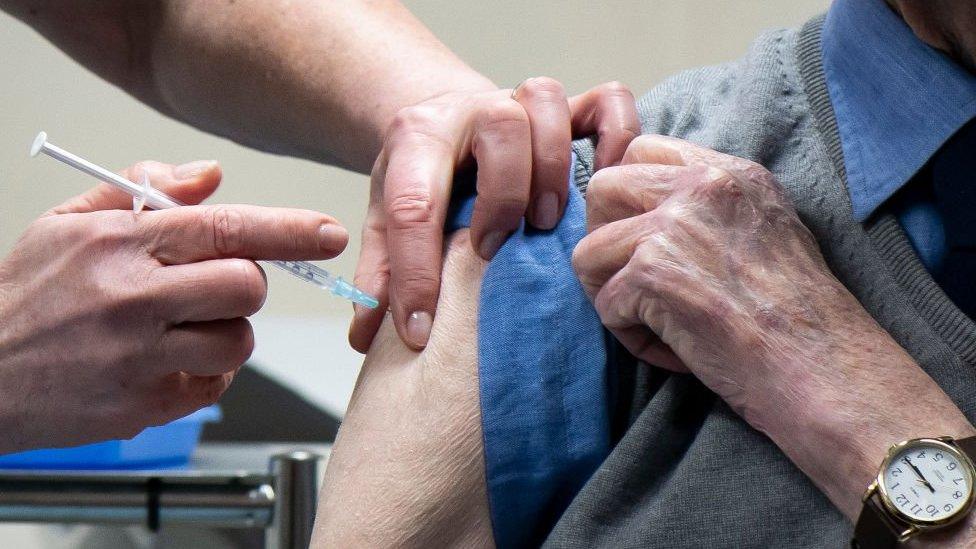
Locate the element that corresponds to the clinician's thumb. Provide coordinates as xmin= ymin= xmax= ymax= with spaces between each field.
xmin=46 ymin=160 xmax=222 ymax=216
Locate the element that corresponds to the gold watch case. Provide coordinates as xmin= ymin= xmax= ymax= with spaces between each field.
xmin=865 ymin=437 xmax=976 ymax=541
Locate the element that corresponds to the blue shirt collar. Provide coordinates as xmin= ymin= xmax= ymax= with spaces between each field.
xmin=822 ymin=0 xmax=976 ymax=221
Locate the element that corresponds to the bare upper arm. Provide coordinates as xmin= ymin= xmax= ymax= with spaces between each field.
xmin=312 ymin=229 xmax=493 ymax=548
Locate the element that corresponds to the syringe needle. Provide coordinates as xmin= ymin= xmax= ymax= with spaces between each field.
xmin=30 ymin=131 xmax=379 ymax=309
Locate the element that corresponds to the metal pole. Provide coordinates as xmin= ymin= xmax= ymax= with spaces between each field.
xmin=0 ymin=478 xmax=275 ymax=527
xmin=268 ymin=451 xmax=322 ymax=549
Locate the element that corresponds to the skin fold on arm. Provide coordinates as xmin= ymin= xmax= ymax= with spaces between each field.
xmin=312 ymin=229 xmax=493 ymax=548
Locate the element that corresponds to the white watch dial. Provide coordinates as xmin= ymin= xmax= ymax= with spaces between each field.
xmin=882 ymin=441 xmax=974 ymax=523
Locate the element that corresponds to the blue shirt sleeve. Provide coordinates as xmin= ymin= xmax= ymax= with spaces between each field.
xmin=446 ymin=156 xmax=613 ymax=548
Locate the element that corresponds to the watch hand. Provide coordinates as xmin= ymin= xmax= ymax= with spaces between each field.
xmin=904 ymin=457 xmax=936 ymax=493
xmin=915 ymin=478 xmax=936 ymax=493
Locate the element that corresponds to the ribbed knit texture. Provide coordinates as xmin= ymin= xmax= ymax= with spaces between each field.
xmin=547 ymin=14 xmax=976 ymax=548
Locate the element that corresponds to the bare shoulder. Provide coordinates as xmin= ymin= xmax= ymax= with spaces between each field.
xmin=361 ymin=230 xmax=484 ymax=381
xmin=312 ymin=229 xmax=493 ymax=548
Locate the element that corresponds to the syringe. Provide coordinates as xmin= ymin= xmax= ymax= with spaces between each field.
xmin=30 ymin=131 xmax=379 ymax=309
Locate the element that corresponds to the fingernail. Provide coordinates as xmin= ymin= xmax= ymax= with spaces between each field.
xmin=174 ymin=160 xmax=217 ymax=180
xmin=407 ymin=311 xmax=433 ymax=348
xmin=479 ymin=230 xmax=508 ymax=259
xmin=319 ymin=223 xmax=349 ymax=251
xmin=534 ymin=192 xmax=559 ymax=230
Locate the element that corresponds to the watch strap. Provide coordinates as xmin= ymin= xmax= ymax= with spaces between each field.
xmin=953 ymin=436 xmax=976 ymax=462
xmin=851 ymin=493 xmax=904 ymax=549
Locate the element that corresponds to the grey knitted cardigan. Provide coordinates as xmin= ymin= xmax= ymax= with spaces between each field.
xmin=548 ymin=15 xmax=976 ymax=548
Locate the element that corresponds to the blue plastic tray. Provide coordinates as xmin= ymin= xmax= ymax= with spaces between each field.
xmin=0 ymin=405 xmax=221 ymax=469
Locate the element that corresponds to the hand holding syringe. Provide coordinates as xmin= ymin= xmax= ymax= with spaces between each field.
xmin=30 ymin=132 xmax=379 ymax=309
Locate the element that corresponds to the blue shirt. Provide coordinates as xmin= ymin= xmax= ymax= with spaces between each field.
xmin=447 ymin=158 xmax=611 ymax=548
xmin=822 ymin=0 xmax=976 ymax=272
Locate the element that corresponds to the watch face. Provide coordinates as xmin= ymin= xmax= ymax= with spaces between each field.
xmin=880 ymin=440 xmax=975 ymax=524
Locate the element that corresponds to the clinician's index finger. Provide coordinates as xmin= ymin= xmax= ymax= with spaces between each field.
xmin=142 ymin=204 xmax=349 ymax=265
xmin=382 ymin=130 xmax=454 ymax=350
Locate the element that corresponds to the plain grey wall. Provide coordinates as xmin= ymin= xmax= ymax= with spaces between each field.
xmin=0 ymin=0 xmax=830 ymax=321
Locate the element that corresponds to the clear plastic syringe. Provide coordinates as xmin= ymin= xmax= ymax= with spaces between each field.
xmin=30 ymin=131 xmax=379 ymax=309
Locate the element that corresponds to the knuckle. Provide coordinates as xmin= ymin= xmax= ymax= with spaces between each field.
xmin=742 ymin=163 xmax=777 ymax=187
xmin=596 ymin=80 xmax=634 ymax=98
xmin=629 ymin=134 xmax=658 ymax=149
xmin=632 ymin=244 xmax=667 ymax=278
xmin=388 ymin=105 xmax=442 ymax=139
xmin=626 ymin=134 xmax=660 ymax=156
xmin=481 ymin=99 xmax=530 ymax=132
xmin=126 ymin=160 xmax=153 ymax=180
xmin=39 ymin=215 xmax=88 ymax=244
xmin=702 ymin=167 xmax=752 ymax=204
xmin=388 ymin=190 xmax=434 ymax=227
xmin=396 ymin=269 xmax=439 ymax=295
xmin=705 ymin=166 xmax=735 ymax=187
xmin=571 ymin=243 xmax=590 ymax=276
xmin=586 ymin=167 xmax=617 ymax=199
xmin=519 ymin=76 xmax=565 ymax=101
xmin=598 ymin=118 xmax=641 ymax=140
xmin=571 ymin=236 xmax=603 ymax=277
xmin=23 ymin=215 xmax=57 ymax=237
xmin=80 ymin=213 xmax=130 ymax=248
xmin=206 ymin=205 xmax=247 ymax=256
xmin=106 ymin=285 xmax=155 ymax=324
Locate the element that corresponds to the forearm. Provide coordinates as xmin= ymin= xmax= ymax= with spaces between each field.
xmin=745 ymin=280 xmax=976 ymax=541
xmin=577 ymin=136 xmax=976 ymax=546
xmin=3 ymin=0 xmax=493 ymax=171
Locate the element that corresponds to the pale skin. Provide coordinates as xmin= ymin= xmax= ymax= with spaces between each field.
xmin=572 ymin=135 xmax=976 ymax=546
xmin=0 ymin=162 xmax=349 ymax=452
xmin=313 ymin=230 xmax=492 ymax=548
xmin=1 ymin=0 xmax=640 ymax=350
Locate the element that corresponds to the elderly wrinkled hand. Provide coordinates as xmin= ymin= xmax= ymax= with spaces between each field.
xmin=0 ymin=161 xmax=348 ymax=453
xmin=573 ymin=135 xmax=869 ymax=417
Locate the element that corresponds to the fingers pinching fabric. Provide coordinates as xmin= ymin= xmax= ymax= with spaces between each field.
xmin=446 ymin=154 xmax=612 ymax=548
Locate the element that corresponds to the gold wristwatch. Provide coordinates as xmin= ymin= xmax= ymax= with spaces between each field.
xmin=852 ymin=436 xmax=976 ymax=548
